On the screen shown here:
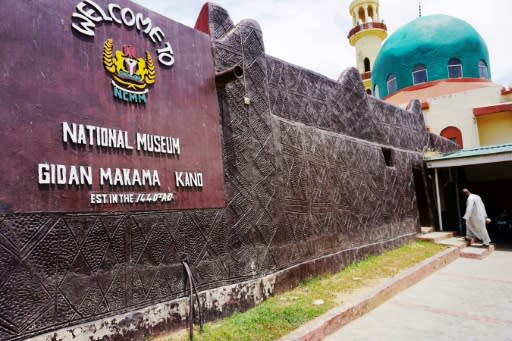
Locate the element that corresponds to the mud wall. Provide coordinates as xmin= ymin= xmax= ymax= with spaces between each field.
xmin=0 ymin=2 xmax=458 ymax=340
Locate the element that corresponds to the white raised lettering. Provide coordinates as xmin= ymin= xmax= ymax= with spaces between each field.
xmin=152 ymin=170 xmax=160 ymax=186
xmin=68 ymin=166 xmax=79 ymax=185
xmin=153 ymin=135 xmax=161 ymax=153
xmin=85 ymin=125 xmax=96 ymax=145
xmin=38 ymin=163 xmax=50 ymax=184
xmin=113 ymin=168 xmax=123 ymax=185
xmin=56 ymin=165 xmax=67 ymax=185
xmin=71 ymin=2 xmax=175 ymax=67
xmin=172 ymin=138 xmax=180 ymax=154
xmin=136 ymin=133 xmax=146 ymax=151
xmin=100 ymin=168 xmax=112 ymax=186
xmin=71 ymin=12 xmax=96 ymax=36
xmin=62 ymin=122 xmax=76 ymax=144
xmin=122 ymin=168 xmax=131 ymax=186
xmin=80 ymin=166 xmax=92 ymax=185
xmin=100 ymin=127 xmax=108 ymax=146
xmin=174 ymin=172 xmax=203 ymax=188
xmin=76 ymin=1 xmax=108 ymax=22
xmin=149 ymin=27 xmax=164 ymax=44
xmin=157 ymin=42 xmax=175 ymax=66
xmin=142 ymin=169 xmax=151 ymax=185
xmin=175 ymin=172 xmax=184 ymax=187
xmin=135 ymin=13 xmax=152 ymax=34
xmin=108 ymin=4 xmax=122 ymax=24
xmin=132 ymin=169 xmax=141 ymax=186
xmin=108 ymin=129 xmax=116 ymax=148
xmin=124 ymin=131 xmax=133 ymax=149
xmin=77 ymin=124 xmax=86 ymax=144
xmin=121 ymin=7 xmax=135 ymax=27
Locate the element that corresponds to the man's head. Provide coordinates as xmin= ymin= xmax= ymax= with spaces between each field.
xmin=462 ymin=188 xmax=471 ymax=197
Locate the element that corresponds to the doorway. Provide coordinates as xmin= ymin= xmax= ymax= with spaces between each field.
xmin=412 ymin=167 xmax=432 ymax=227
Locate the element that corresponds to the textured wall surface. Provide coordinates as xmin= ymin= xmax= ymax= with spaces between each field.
xmin=426 ymin=132 xmax=463 ymax=153
xmin=0 ymin=3 xmax=458 ymax=340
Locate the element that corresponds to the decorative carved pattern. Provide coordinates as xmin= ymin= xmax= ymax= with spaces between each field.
xmin=267 ymin=57 xmax=426 ymax=151
xmin=270 ymin=119 xmax=421 ymax=267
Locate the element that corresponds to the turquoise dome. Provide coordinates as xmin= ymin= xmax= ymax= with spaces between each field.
xmin=372 ymin=14 xmax=491 ymax=98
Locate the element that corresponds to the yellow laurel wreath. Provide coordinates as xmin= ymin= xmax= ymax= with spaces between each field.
xmin=145 ymin=51 xmax=156 ymax=85
xmin=103 ymin=39 xmax=115 ymax=74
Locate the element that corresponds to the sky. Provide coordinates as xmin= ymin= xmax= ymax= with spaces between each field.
xmin=131 ymin=0 xmax=512 ymax=86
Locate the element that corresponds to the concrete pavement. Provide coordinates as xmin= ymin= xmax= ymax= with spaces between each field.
xmin=324 ymin=250 xmax=512 ymax=341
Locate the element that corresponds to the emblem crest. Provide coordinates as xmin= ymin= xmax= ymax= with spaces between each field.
xmin=102 ymin=39 xmax=156 ymax=104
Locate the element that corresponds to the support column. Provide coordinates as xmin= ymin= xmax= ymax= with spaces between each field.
xmin=434 ymin=168 xmax=443 ymax=231
xmin=454 ymin=168 xmax=462 ymax=236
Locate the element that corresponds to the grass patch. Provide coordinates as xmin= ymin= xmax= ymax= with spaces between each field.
xmin=153 ymin=241 xmax=446 ymax=341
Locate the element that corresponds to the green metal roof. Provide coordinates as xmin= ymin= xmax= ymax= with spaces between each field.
xmin=425 ymin=143 xmax=512 ymax=168
xmin=372 ymin=14 xmax=490 ymax=98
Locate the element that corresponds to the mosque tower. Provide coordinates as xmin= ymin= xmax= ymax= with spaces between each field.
xmin=347 ymin=0 xmax=387 ymax=94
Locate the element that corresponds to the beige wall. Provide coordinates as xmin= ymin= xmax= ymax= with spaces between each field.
xmin=354 ymin=33 xmax=384 ymax=75
xmin=477 ymin=111 xmax=512 ymax=146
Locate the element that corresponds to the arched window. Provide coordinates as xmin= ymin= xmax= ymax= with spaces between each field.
xmin=387 ymin=74 xmax=397 ymax=94
xmin=367 ymin=6 xmax=374 ymax=21
xmin=358 ymin=7 xmax=365 ymax=23
xmin=364 ymin=58 xmax=371 ymax=72
xmin=412 ymin=64 xmax=428 ymax=85
xmin=374 ymin=85 xmax=380 ymax=98
xmin=479 ymin=60 xmax=489 ymax=79
xmin=440 ymin=126 xmax=463 ymax=147
xmin=447 ymin=58 xmax=463 ymax=78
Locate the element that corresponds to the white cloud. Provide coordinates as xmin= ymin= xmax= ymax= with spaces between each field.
xmin=132 ymin=0 xmax=512 ymax=85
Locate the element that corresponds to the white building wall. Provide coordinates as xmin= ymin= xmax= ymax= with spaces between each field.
xmin=424 ymin=84 xmax=503 ymax=148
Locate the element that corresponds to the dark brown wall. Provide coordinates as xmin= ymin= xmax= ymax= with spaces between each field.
xmin=0 ymin=2 xmax=457 ymax=340
xmin=0 ymin=0 xmax=224 ymax=213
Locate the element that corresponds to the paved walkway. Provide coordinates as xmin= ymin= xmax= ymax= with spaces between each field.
xmin=325 ymin=250 xmax=512 ymax=341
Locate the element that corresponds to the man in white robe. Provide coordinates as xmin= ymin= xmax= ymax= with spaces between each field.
xmin=462 ymin=188 xmax=491 ymax=247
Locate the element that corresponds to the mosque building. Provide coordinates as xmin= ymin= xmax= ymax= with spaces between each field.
xmin=347 ymin=1 xmax=512 ymax=238
xmin=348 ymin=0 xmax=512 ymax=149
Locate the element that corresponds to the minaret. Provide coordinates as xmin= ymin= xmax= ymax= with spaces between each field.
xmin=347 ymin=0 xmax=387 ymax=95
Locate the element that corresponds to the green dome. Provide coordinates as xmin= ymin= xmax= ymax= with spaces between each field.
xmin=372 ymin=14 xmax=491 ymax=98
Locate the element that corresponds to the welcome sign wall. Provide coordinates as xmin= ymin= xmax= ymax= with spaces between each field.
xmin=0 ymin=0 xmax=225 ymax=212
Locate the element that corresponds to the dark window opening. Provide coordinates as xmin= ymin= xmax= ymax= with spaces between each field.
xmin=479 ymin=60 xmax=489 ymax=79
xmin=367 ymin=6 xmax=374 ymax=21
xmin=364 ymin=57 xmax=371 ymax=72
xmin=448 ymin=58 xmax=463 ymax=78
xmin=358 ymin=7 xmax=365 ymax=22
xmin=382 ymin=147 xmax=393 ymax=167
xmin=387 ymin=74 xmax=397 ymax=94
xmin=366 ymin=88 xmax=372 ymax=95
xmin=412 ymin=64 xmax=428 ymax=84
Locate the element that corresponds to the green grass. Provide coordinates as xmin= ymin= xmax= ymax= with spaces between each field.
xmin=154 ymin=241 xmax=446 ymax=341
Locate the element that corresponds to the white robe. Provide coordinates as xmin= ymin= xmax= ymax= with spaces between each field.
xmin=463 ymin=193 xmax=491 ymax=245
